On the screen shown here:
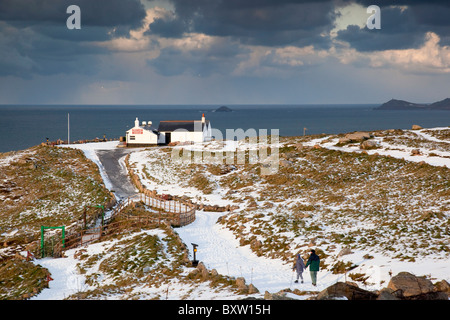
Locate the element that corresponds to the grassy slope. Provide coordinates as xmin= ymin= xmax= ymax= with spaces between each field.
xmin=0 ymin=145 xmax=115 ymax=299
xmin=129 ymin=128 xmax=450 ymax=282
xmin=0 ymin=145 xmax=114 ymax=246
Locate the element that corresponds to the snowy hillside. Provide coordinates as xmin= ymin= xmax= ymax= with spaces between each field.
xmin=125 ymin=126 xmax=449 ymax=295
xmin=2 ymin=126 xmax=448 ymax=300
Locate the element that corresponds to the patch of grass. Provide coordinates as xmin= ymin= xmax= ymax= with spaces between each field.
xmin=0 ymin=259 xmax=49 ymax=300
xmin=0 ymin=145 xmax=115 ymax=251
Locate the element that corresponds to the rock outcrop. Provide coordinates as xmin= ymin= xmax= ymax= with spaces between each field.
xmin=338 ymin=132 xmax=373 ymax=144
xmin=307 ymin=272 xmax=449 ymax=300
xmin=316 ymin=282 xmax=377 ymax=300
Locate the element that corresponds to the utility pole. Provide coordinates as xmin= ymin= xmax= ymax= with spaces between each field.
xmin=68 ymin=113 xmax=70 ymax=144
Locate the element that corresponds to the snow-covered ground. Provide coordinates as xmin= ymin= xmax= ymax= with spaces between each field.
xmin=29 ymin=128 xmax=450 ymax=300
xmin=304 ymin=127 xmax=450 ymax=169
xmin=61 ymin=141 xmax=120 ymax=191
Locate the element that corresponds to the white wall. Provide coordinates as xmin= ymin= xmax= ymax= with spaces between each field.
xmin=171 ymin=130 xmax=203 ymax=143
xmin=126 ymin=127 xmax=158 ymax=145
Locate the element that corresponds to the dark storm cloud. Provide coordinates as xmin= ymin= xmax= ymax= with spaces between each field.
xmin=0 ymin=0 xmax=146 ymax=28
xmin=0 ymin=0 xmax=147 ymax=42
xmin=336 ymin=0 xmax=450 ymax=51
xmin=336 ymin=6 xmax=427 ymax=51
xmin=0 ymin=0 xmax=147 ymax=77
xmin=147 ymin=37 xmax=249 ymax=76
xmin=350 ymin=0 xmax=450 ymax=8
xmin=147 ymin=0 xmax=337 ymax=48
xmin=0 ymin=21 xmax=107 ymax=77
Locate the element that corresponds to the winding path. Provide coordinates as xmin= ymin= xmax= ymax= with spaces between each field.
xmin=96 ymin=148 xmax=137 ymax=199
xmin=175 ymin=210 xmax=328 ymax=294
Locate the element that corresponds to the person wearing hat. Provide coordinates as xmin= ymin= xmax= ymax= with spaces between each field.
xmin=292 ymin=253 xmax=306 ymax=283
xmin=305 ymin=249 xmax=320 ymax=286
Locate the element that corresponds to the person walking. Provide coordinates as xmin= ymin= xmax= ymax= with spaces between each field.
xmin=292 ymin=253 xmax=306 ymax=283
xmin=305 ymin=249 xmax=320 ymax=286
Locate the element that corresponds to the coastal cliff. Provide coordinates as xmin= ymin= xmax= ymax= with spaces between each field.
xmin=376 ymin=98 xmax=450 ymax=110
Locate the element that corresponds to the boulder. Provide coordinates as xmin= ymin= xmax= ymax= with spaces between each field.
xmin=264 ymin=290 xmax=292 ymax=300
xmin=339 ymin=132 xmax=372 ymax=144
xmin=197 ymin=262 xmax=209 ymax=280
xmin=377 ymin=288 xmax=401 ymax=300
xmin=411 ymin=149 xmax=421 ymax=156
xmin=360 ymin=140 xmax=378 ymax=150
xmin=316 ymin=282 xmax=377 ymax=300
xmin=387 ymin=272 xmax=434 ymax=298
xmin=235 ymin=277 xmax=250 ymax=293
xmin=412 ymin=125 xmax=423 ymax=130
xmin=248 ymin=284 xmax=259 ymax=294
xmin=434 ymin=280 xmax=450 ymax=294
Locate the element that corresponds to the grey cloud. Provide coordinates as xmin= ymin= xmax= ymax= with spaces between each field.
xmin=0 ymin=0 xmax=146 ymax=28
xmin=336 ymin=6 xmax=428 ymax=51
xmin=353 ymin=1 xmax=450 ymax=43
xmin=147 ymin=38 xmax=249 ymax=76
xmin=0 ymin=21 xmax=107 ymax=77
xmin=0 ymin=0 xmax=147 ymax=77
xmin=350 ymin=0 xmax=450 ymax=8
xmin=147 ymin=0 xmax=337 ymax=48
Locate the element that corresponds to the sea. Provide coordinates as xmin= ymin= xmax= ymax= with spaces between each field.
xmin=0 ymin=104 xmax=449 ymax=153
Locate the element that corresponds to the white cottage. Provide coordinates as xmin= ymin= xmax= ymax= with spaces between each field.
xmin=158 ymin=114 xmax=212 ymax=144
xmin=126 ymin=117 xmax=159 ymax=147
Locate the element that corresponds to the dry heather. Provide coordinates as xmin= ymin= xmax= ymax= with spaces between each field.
xmin=67 ymin=222 xmax=245 ymax=300
xmin=130 ymin=129 xmax=450 ymax=265
xmin=0 ymin=145 xmax=114 ymax=247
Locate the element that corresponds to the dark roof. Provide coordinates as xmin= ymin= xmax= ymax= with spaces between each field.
xmin=158 ymin=120 xmax=210 ymax=132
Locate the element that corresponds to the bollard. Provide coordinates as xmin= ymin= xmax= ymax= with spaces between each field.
xmin=191 ymin=243 xmax=199 ymax=267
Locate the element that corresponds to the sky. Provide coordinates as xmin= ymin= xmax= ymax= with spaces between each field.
xmin=0 ymin=0 xmax=449 ymax=105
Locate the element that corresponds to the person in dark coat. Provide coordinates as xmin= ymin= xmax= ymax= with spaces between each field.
xmin=292 ymin=253 xmax=305 ymax=283
xmin=305 ymin=249 xmax=320 ymax=286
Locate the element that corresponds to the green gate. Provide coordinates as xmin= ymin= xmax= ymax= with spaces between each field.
xmin=40 ymin=226 xmax=65 ymax=258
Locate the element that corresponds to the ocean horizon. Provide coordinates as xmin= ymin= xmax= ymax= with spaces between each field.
xmin=1 ymin=104 xmax=449 ymax=153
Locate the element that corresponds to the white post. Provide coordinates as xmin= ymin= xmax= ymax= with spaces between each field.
xmin=68 ymin=113 xmax=70 ymax=144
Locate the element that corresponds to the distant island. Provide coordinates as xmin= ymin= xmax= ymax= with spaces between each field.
xmin=214 ymin=106 xmax=233 ymax=112
xmin=375 ymin=98 xmax=450 ymax=110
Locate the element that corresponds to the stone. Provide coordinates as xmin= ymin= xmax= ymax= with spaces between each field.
xmin=264 ymin=291 xmax=273 ymax=300
xmin=210 ymin=268 xmax=219 ymax=280
xmin=411 ymin=149 xmax=421 ymax=156
xmin=248 ymin=284 xmax=259 ymax=294
xmin=236 ymin=277 xmax=247 ymax=289
xmin=339 ymin=132 xmax=372 ymax=144
xmin=316 ymin=282 xmax=377 ymax=300
xmin=197 ymin=262 xmax=209 ymax=280
xmin=412 ymin=125 xmax=423 ymax=130
xmin=360 ymin=140 xmax=378 ymax=150
xmin=377 ymin=288 xmax=400 ymax=300
xmin=387 ymin=272 xmax=435 ymax=298
xmin=434 ymin=280 xmax=450 ymax=294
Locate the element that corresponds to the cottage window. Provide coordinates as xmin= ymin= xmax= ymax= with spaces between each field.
xmin=130 ymin=136 xmax=135 ymax=140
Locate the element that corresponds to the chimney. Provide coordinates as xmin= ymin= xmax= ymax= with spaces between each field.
xmin=202 ymin=113 xmax=205 ymax=124
xmin=135 ymin=117 xmax=139 ymax=127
